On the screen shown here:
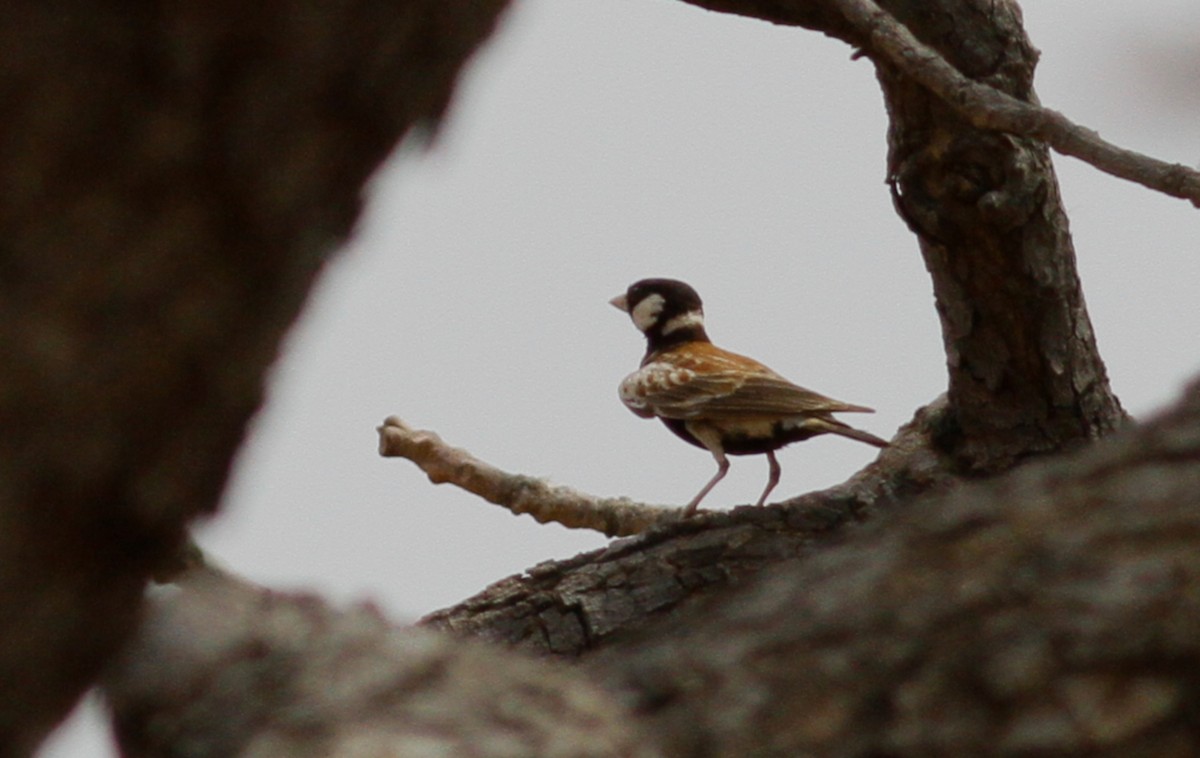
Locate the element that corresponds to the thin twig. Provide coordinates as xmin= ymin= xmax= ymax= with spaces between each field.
xmin=837 ymin=0 xmax=1200 ymax=207
xmin=377 ymin=416 xmax=679 ymax=537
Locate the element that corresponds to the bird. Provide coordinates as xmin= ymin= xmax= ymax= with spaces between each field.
xmin=611 ymin=278 xmax=888 ymax=517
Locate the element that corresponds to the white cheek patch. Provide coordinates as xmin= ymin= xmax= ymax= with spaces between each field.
xmin=630 ymin=293 xmax=665 ymax=332
xmin=661 ymin=309 xmax=704 ymax=336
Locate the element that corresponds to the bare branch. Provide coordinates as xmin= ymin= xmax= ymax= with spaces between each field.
xmin=837 ymin=0 xmax=1200 ymax=207
xmin=377 ymin=417 xmax=677 ymax=537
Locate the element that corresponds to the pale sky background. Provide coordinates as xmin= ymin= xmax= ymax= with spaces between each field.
xmin=42 ymin=0 xmax=1200 ymax=754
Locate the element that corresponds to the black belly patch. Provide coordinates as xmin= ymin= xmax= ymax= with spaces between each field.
xmin=659 ymin=417 xmax=822 ymax=455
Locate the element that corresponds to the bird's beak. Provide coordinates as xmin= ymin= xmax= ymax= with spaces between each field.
xmin=609 ymin=293 xmax=629 ymax=312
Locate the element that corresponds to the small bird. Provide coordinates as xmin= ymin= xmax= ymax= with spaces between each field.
xmin=611 ymin=278 xmax=887 ymax=516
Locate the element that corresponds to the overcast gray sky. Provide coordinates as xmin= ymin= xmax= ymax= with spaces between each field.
xmin=42 ymin=0 xmax=1200 ymax=754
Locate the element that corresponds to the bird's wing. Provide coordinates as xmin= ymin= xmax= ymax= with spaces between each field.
xmin=619 ymin=363 xmax=739 ymax=418
xmin=619 ymin=349 xmax=873 ymax=420
xmin=690 ymin=373 xmax=874 ymax=418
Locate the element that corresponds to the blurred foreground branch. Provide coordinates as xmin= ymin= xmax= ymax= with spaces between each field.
xmin=105 ymin=568 xmax=656 ymax=758
xmin=0 ymin=3 xmax=509 ymax=753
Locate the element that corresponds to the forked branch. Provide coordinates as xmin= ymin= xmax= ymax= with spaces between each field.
xmin=838 ymin=0 xmax=1200 ymax=206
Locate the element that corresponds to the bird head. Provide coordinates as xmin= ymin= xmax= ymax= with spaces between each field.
xmin=611 ymin=278 xmax=708 ymax=348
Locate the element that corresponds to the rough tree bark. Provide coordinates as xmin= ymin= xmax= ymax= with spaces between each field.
xmin=105 ymin=568 xmax=658 ymax=758
xmin=690 ymin=0 xmax=1128 ymax=471
xmin=870 ymin=0 xmax=1127 ymax=471
xmin=592 ymin=378 xmax=1200 ymax=756
xmin=5 ymin=0 xmax=1195 ymax=756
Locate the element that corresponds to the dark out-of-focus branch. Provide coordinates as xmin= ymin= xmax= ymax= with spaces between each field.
xmin=0 ymin=3 xmax=511 ymax=754
xmin=105 ymin=567 xmax=657 ymax=758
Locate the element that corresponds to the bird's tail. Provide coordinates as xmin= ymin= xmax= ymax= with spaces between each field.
xmin=817 ymin=418 xmax=889 ymax=448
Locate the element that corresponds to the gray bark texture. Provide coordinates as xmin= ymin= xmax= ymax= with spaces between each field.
xmin=2 ymin=0 xmax=1183 ymax=756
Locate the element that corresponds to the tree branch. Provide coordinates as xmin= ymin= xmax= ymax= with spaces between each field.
xmin=678 ymin=0 xmax=1129 ymax=472
xmin=594 ymin=376 xmax=1200 ymax=755
xmin=420 ymin=399 xmax=956 ymax=652
xmin=378 ymin=416 xmax=676 ymax=537
xmin=0 ymin=3 xmax=509 ymax=753
xmin=104 ymin=567 xmax=658 ymax=758
xmin=111 ymin=379 xmax=1200 ymax=756
xmin=680 ymin=0 xmax=1200 ymax=207
xmin=18 ymin=1 xmax=1191 ymax=755
xmin=836 ymin=0 xmax=1200 ymax=207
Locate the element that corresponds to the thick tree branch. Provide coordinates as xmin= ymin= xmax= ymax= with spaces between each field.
xmin=420 ymin=400 xmax=955 ymax=652
xmin=677 ymin=0 xmax=1129 ymax=471
xmin=596 ymin=378 xmax=1200 ymax=756
xmin=104 ymin=568 xmax=657 ymax=758
xmin=110 ymin=380 xmax=1200 ymax=756
xmin=378 ymin=417 xmax=675 ymax=536
xmin=676 ymin=2 xmax=1132 ymax=474
xmin=0 ymin=3 xmax=508 ymax=754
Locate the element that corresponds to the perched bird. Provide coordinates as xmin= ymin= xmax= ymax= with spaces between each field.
xmin=611 ymin=278 xmax=887 ymax=516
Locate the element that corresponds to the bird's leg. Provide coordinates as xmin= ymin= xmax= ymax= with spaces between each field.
xmin=683 ymin=451 xmax=729 ymax=517
xmin=755 ymin=450 xmax=781 ymax=507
